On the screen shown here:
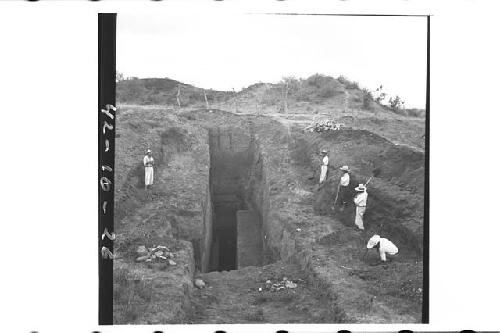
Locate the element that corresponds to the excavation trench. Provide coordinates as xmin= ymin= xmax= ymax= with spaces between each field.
xmin=200 ymin=127 xmax=267 ymax=272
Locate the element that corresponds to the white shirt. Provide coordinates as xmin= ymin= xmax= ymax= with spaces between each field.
xmin=378 ymin=238 xmax=398 ymax=261
xmin=143 ymin=155 xmax=154 ymax=167
xmin=354 ymin=191 xmax=368 ymax=207
xmin=322 ymin=155 xmax=329 ymax=166
xmin=340 ymin=173 xmax=350 ymax=186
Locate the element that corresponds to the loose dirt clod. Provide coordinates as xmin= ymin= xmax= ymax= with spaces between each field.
xmin=194 ymin=279 xmax=206 ymax=289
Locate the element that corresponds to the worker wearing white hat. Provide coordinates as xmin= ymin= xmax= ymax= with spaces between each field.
xmin=143 ymin=149 xmax=155 ymax=189
xmin=365 ymin=234 xmax=398 ymax=262
xmin=319 ymin=149 xmax=329 ymax=184
xmin=338 ymin=166 xmax=350 ymax=208
xmin=353 ymin=183 xmax=368 ymax=230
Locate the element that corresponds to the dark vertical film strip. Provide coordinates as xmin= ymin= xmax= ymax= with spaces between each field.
xmin=422 ymin=14 xmax=430 ymax=324
xmin=98 ymin=13 xmax=116 ymax=325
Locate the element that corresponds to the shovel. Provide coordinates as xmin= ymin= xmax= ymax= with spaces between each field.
xmin=365 ymin=167 xmax=381 ymax=187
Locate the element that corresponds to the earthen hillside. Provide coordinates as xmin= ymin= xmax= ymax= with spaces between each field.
xmin=113 ymin=75 xmax=426 ymax=324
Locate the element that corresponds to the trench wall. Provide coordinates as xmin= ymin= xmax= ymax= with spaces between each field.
xmin=244 ymin=123 xmax=298 ymax=264
xmin=294 ymin=129 xmax=425 ymax=256
xmin=200 ymin=182 xmax=213 ymax=272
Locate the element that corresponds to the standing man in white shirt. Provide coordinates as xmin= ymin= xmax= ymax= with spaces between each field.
xmin=143 ymin=149 xmax=155 ymax=189
xmin=319 ymin=149 xmax=329 ymax=185
xmin=338 ymin=166 xmax=350 ymax=210
xmin=353 ymin=183 xmax=368 ymax=230
xmin=364 ymin=234 xmax=399 ymax=262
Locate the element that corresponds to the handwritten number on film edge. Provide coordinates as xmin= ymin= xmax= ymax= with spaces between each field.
xmin=101 ymin=104 xmax=115 ymax=260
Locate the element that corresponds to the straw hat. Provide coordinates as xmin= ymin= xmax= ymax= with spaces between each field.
xmin=366 ymin=234 xmax=381 ymax=248
xmin=321 ymin=149 xmax=328 ymax=154
xmin=146 ymin=149 xmax=152 ymax=154
xmin=340 ymin=165 xmax=349 ymax=171
xmin=355 ymin=184 xmax=366 ymax=192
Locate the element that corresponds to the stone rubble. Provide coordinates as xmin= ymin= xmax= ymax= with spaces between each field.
xmin=262 ymin=277 xmax=300 ymax=292
xmin=136 ymin=245 xmax=176 ymax=265
xmin=304 ymin=118 xmax=345 ymax=133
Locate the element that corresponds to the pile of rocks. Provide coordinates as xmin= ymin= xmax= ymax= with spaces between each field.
xmin=304 ymin=119 xmax=344 ymax=133
xmin=259 ymin=277 xmax=298 ymax=292
xmin=136 ymin=245 xmax=177 ymax=266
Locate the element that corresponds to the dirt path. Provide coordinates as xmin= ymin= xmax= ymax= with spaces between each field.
xmin=186 ymin=262 xmax=337 ymax=324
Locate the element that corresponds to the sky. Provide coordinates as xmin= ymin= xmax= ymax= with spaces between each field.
xmin=117 ymin=12 xmax=427 ymax=109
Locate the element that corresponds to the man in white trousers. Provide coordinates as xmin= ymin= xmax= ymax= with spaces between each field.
xmin=353 ymin=183 xmax=368 ymax=230
xmin=337 ymin=165 xmax=350 ymax=210
xmin=143 ymin=149 xmax=155 ymax=189
xmin=319 ymin=149 xmax=329 ymax=184
xmin=365 ymin=234 xmax=398 ymax=262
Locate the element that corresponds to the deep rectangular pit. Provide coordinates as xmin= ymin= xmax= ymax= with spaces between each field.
xmin=204 ymin=127 xmax=264 ymax=272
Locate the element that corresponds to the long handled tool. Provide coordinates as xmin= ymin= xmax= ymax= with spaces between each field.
xmin=365 ymin=167 xmax=381 ymax=187
xmin=331 ymin=180 xmax=342 ymax=211
xmin=331 ymin=164 xmax=348 ymax=210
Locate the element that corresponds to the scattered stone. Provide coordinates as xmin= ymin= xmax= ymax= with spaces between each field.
xmin=136 ymin=244 xmax=176 ymax=265
xmin=305 ymin=118 xmax=345 ymax=133
xmin=194 ymin=278 xmax=206 ymax=289
xmin=263 ymin=277 xmax=299 ymax=292
xmin=137 ymin=245 xmax=148 ymax=254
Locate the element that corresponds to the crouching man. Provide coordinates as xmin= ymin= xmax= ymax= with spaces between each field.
xmin=364 ymin=234 xmax=398 ymax=263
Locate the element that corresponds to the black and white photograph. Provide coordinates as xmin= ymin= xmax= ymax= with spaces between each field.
xmin=111 ymin=11 xmax=428 ymax=324
xmin=3 ymin=1 xmax=500 ymax=332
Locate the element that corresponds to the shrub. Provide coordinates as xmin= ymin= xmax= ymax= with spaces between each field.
xmin=306 ymin=73 xmax=330 ymax=88
xmin=318 ymin=85 xmax=339 ymax=98
xmin=389 ymin=95 xmax=404 ymax=111
xmin=337 ymin=75 xmax=348 ymax=85
xmin=345 ymin=81 xmax=359 ymax=90
xmin=305 ymin=74 xmax=342 ymax=98
xmin=338 ymin=75 xmax=359 ymax=89
xmin=362 ymin=88 xmax=374 ymax=110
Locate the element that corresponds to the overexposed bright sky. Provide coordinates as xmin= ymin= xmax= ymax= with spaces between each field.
xmin=118 ymin=12 xmax=427 ymax=108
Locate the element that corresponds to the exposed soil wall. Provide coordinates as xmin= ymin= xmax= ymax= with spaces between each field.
xmin=200 ymin=182 xmax=213 ymax=272
xmin=290 ymin=129 xmax=425 ymax=256
xmin=113 ymin=106 xmax=211 ymax=323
